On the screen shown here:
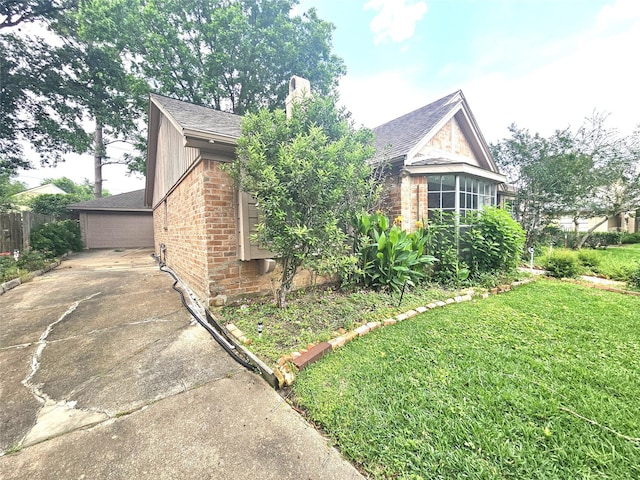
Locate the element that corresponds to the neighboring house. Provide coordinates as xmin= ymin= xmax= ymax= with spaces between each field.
xmin=145 ymin=84 xmax=508 ymax=305
xmin=67 ymin=190 xmax=153 ymax=249
xmin=12 ymin=183 xmax=68 ymax=211
xmin=372 ymin=90 xmax=508 ymax=231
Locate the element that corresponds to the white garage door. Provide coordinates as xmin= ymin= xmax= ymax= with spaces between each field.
xmin=82 ymin=212 xmax=154 ymax=249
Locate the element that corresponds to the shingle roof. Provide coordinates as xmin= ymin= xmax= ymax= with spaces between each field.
xmin=372 ymin=91 xmax=461 ymax=161
xmin=67 ymin=189 xmax=150 ymax=212
xmin=149 ymin=93 xmax=242 ymax=138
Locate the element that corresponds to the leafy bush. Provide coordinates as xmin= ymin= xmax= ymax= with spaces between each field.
xmin=543 ymin=250 xmax=582 ymax=278
xmin=460 ymin=207 xmax=525 ymax=278
xmin=577 ymin=249 xmax=601 ymax=270
xmin=621 ymin=232 xmax=640 ymax=244
xmin=353 ymin=212 xmax=436 ymax=293
xmin=28 ymin=194 xmax=81 ymax=219
xmin=30 ymin=220 xmax=82 ymax=256
xmin=628 ymin=263 xmax=640 ymax=289
xmin=17 ymin=250 xmax=50 ymax=271
xmin=582 ymin=232 xmax=623 ymax=248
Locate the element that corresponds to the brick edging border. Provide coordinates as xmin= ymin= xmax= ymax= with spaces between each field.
xmin=227 ymin=277 xmax=538 ymax=388
xmin=0 ymin=257 xmax=65 ymax=296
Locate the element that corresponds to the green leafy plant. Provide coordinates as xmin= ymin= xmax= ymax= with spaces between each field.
xmin=30 ymin=220 xmax=82 ymax=257
xmin=542 ymin=250 xmax=583 ymax=278
xmin=353 ymin=212 xmax=436 ymax=293
xmin=621 ymin=232 xmax=640 ymax=244
xmin=577 ymin=249 xmax=601 ymax=270
xmin=628 ymin=263 xmax=640 ymax=289
xmin=461 ymin=207 xmax=525 ymax=278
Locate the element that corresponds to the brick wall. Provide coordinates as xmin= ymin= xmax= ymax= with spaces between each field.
xmin=154 ymin=159 xmax=332 ymax=305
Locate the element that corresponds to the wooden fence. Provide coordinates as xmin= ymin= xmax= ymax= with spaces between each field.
xmin=0 ymin=212 xmax=54 ymax=253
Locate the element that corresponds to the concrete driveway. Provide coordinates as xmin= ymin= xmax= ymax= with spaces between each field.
xmin=0 ymin=249 xmax=362 ymax=479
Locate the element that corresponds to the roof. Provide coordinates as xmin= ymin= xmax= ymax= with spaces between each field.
xmin=13 ymin=183 xmax=67 ymax=198
xmin=149 ymin=93 xmax=242 ymax=139
xmin=67 ymin=189 xmax=150 ymax=212
xmin=372 ymin=91 xmax=461 ymax=162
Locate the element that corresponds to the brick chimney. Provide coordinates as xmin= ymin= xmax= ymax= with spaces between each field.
xmin=285 ymin=76 xmax=311 ymax=119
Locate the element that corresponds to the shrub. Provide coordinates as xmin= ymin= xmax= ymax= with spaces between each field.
xmin=17 ymin=250 xmax=50 ymax=271
xmin=460 ymin=207 xmax=525 ymax=278
xmin=543 ymin=250 xmax=582 ymax=278
xmin=582 ymin=232 xmax=623 ymax=248
xmin=30 ymin=220 xmax=82 ymax=257
xmin=621 ymin=232 xmax=640 ymax=244
xmin=577 ymin=249 xmax=601 ymax=270
xmin=353 ymin=212 xmax=437 ymax=293
xmin=628 ymin=263 xmax=640 ymax=289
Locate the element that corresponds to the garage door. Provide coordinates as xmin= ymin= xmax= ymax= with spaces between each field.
xmin=81 ymin=212 xmax=154 ymax=249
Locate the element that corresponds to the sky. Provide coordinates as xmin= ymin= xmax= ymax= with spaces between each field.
xmin=16 ymin=0 xmax=640 ymax=193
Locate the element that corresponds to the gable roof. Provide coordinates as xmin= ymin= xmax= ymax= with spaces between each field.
xmin=149 ymin=93 xmax=242 ymax=140
xmin=373 ymin=91 xmax=461 ymax=162
xmin=372 ymin=90 xmax=500 ymax=173
xmin=13 ymin=183 xmax=67 ymax=198
xmin=67 ymin=189 xmax=150 ymax=212
xmin=146 ymin=94 xmax=243 ymax=207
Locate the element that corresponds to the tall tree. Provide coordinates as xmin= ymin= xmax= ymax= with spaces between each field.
xmin=232 ymin=96 xmax=375 ymax=307
xmin=122 ymin=0 xmax=345 ymax=114
xmin=492 ymin=117 xmax=640 ymax=248
xmin=50 ymin=5 xmax=149 ymax=197
xmin=1 ymin=29 xmax=89 ymax=176
xmin=0 ymin=0 xmax=76 ymax=29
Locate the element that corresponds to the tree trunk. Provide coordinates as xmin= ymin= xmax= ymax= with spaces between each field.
xmin=276 ymin=256 xmax=299 ymax=308
xmin=576 ymin=215 xmax=611 ymax=249
xmin=93 ymin=119 xmax=104 ymax=198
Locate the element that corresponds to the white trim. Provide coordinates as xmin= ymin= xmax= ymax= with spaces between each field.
xmin=405 ymin=163 xmax=507 ymax=183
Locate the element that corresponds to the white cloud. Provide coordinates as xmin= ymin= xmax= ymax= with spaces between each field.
xmin=364 ymin=0 xmax=428 ymax=44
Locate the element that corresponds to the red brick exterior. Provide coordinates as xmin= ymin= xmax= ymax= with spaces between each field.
xmin=381 ymin=172 xmax=429 ymax=231
xmin=154 ymin=159 xmax=330 ymax=305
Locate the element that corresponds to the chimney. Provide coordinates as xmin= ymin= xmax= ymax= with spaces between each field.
xmin=285 ymin=76 xmax=311 ymax=119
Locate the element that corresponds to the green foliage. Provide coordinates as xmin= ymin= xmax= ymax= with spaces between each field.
xmin=16 ymin=250 xmax=51 ymax=270
xmin=576 ymin=249 xmax=601 ymax=270
xmin=30 ymin=220 xmax=82 ymax=256
xmin=491 ymin=117 xmax=640 ymax=250
xmin=621 ymin=232 xmax=640 ymax=244
xmin=352 ymin=212 xmax=436 ymax=293
xmin=461 ymin=207 xmax=525 ymax=278
xmin=293 ymin=280 xmax=640 ymax=479
xmin=28 ymin=194 xmax=81 ymax=219
xmin=581 ymin=231 xmax=623 ymax=248
xmin=232 ymin=96 xmax=376 ymax=306
xmin=0 ymin=174 xmax=27 ymax=211
xmin=542 ymin=250 xmax=582 ymax=278
xmin=117 ymin=0 xmax=346 ymax=115
xmin=41 ymin=176 xmax=94 ymax=199
xmin=628 ymin=263 xmax=640 ymax=289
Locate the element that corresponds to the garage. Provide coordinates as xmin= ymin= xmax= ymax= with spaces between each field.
xmin=68 ymin=190 xmax=154 ymax=249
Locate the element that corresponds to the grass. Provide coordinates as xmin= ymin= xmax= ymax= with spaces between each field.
xmin=292 ymin=279 xmax=640 ymax=479
xmin=537 ymin=243 xmax=640 ymax=281
xmin=217 ymin=284 xmax=467 ymax=365
xmin=587 ymin=243 xmax=640 ymax=280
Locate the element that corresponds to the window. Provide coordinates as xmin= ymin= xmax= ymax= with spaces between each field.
xmin=427 ymin=175 xmax=456 ymax=219
xmin=428 ymin=174 xmax=496 ymax=219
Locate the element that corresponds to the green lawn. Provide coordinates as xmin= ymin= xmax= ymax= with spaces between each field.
xmin=536 ymin=243 xmax=640 ymax=281
xmin=293 ymin=280 xmax=640 ymax=479
xmin=588 ymin=243 xmax=640 ymax=280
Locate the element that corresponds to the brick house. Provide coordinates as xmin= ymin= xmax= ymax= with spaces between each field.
xmin=372 ymin=90 xmax=507 ymax=232
xmin=145 ymin=87 xmax=507 ymax=305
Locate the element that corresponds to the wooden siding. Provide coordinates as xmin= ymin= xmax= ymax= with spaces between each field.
xmin=237 ymin=191 xmax=274 ymax=260
xmin=152 ymin=113 xmax=200 ymax=207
